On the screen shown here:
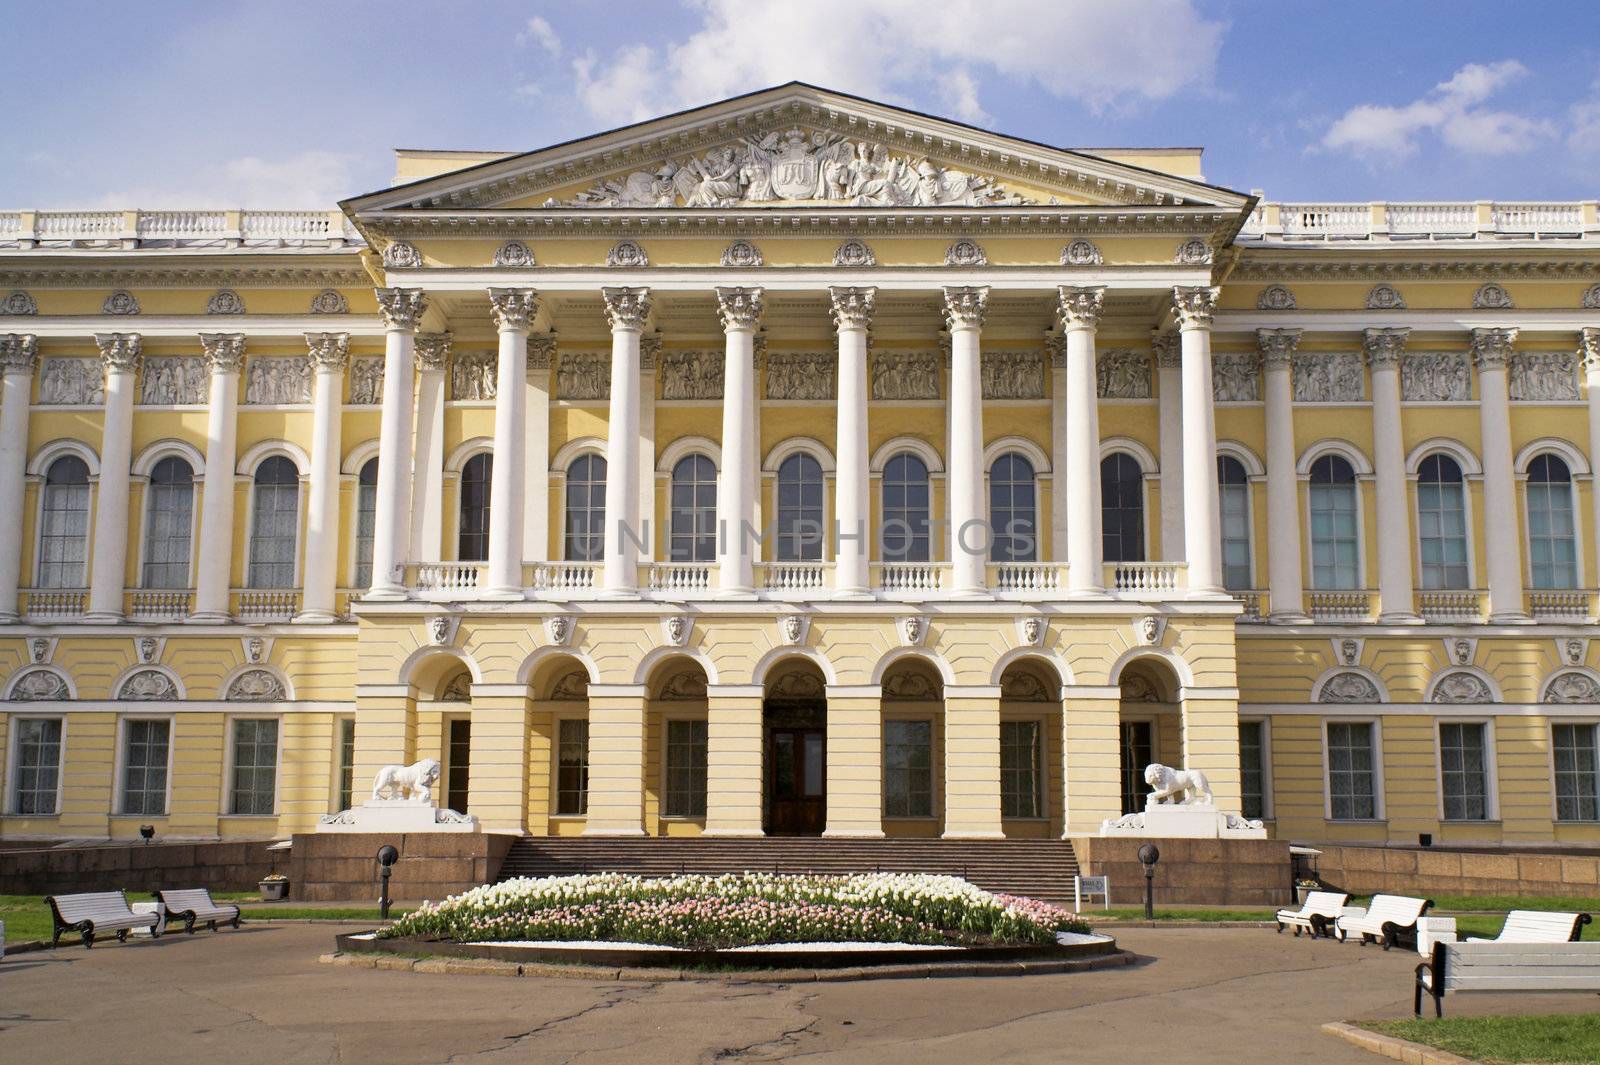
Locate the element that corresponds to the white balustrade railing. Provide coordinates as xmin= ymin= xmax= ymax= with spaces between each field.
xmin=241 ymin=210 xmax=352 ymax=242
xmin=0 ymin=213 xmax=20 ymax=238
xmin=413 ymin=562 xmax=484 ymax=593
xmin=1418 ymin=590 xmax=1485 ymax=622
xmin=1279 ymin=203 xmax=1370 ymax=239
xmin=130 ymin=589 xmax=192 ymax=620
xmin=24 ymin=589 xmax=85 ymax=619
xmin=35 ymin=211 xmax=124 ymax=240
xmin=529 ymin=561 xmax=598 ymax=594
xmin=136 ymin=211 xmax=227 ymax=239
xmin=1308 ymin=590 xmax=1374 ymax=621
xmin=234 ymin=589 xmax=299 ymax=620
xmin=876 ymin=562 xmax=947 ymax=594
xmin=757 ymin=561 xmax=830 ymax=591
xmin=992 ymin=563 xmax=1064 ymax=593
xmin=1388 ymin=202 xmax=1476 ymax=236
xmin=2 ymin=209 xmax=361 ymax=248
xmin=648 ymin=562 xmax=714 ymax=593
xmin=1109 ymin=562 xmax=1184 ymax=595
xmin=1239 ymin=201 xmax=1596 ymax=242
xmin=1527 ymin=590 xmax=1595 ymax=619
xmin=1232 ymin=590 xmax=1266 ymax=620
xmin=1492 ymin=202 xmax=1584 ymax=235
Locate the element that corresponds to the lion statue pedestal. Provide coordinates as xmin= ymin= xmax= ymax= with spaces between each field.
xmin=315 ymin=759 xmax=480 ymax=833
xmin=1099 ymin=763 xmax=1266 ymax=839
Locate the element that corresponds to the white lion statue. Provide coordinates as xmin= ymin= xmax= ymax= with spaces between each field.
xmin=371 ymin=758 xmax=442 ymax=804
xmin=1144 ymin=763 xmax=1212 ymax=807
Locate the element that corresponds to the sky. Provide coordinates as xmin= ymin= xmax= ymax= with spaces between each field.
xmin=5 ymin=0 xmax=1600 ymax=208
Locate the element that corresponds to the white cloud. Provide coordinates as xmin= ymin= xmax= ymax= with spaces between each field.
xmin=561 ymin=0 xmax=1222 ymax=128
xmin=518 ymin=15 xmax=561 ymax=57
xmin=75 ymin=150 xmax=363 ymax=209
xmin=1320 ymin=60 xmax=1554 ymax=160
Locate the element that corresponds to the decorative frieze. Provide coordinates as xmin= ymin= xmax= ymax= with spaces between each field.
xmin=493 ymin=240 xmax=535 ymax=267
xmin=1583 ymin=284 xmax=1600 ymax=310
xmin=981 ymin=351 xmax=1044 ymax=399
xmin=606 ymin=240 xmax=648 ymax=268
xmin=1509 ymin=352 xmax=1578 ymax=401
xmin=1292 ymin=352 xmax=1363 ymax=402
xmin=555 ymin=351 xmax=610 ymax=400
xmin=1060 ymin=239 xmax=1102 ymax=265
xmin=245 ymin=356 xmax=311 ymax=405
xmin=1472 ymin=282 xmax=1513 ymax=309
xmin=38 ymin=358 xmax=104 ymax=405
xmin=206 ymin=289 xmax=246 ymax=315
xmin=833 ymin=239 xmax=876 ymax=268
xmin=1256 ymin=284 xmax=1296 ymax=310
xmin=414 ymin=332 xmax=451 ymax=373
xmin=660 ymin=350 xmax=724 ymax=400
xmin=870 ymin=349 xmax=939 ymax=400
xmin=1173 ymin=238 xmax=1213 ymax=265
xmin=1211 ymin=351 xmax=1260 ymax=402
xmin=348 ymin=357 xmax=384 ymax=404
xmin=451 ymin=350 xmax=496 ymax=401
xmin=382 ymin=240 xmax=422 ymax=269
xmin=1401 ymin=353 xmax=1470 ymax=401
xmin=2 ymin=291 xmax=37 ymax=315
xmin=139 ymin=356 xmax=207 ymax=405
xmin=1152 ymin=332 xmax=1181 ymax=370
xmin=945 ymin=239 xmax=987 ymax=267
xmin=1366 ymin=283 xmax=1406 ymax=310
xmin=1097 ymin=349 xmax=1150 ymax=398
xmin=765 ymin=350 xmax=835 ymax=400
xmin=102 ymin=290 xmax=140 ymax=315
xmin=526 ymin=334 xmax=555 ymax=372
xmin=720 ymin=239 xmax=762 ymax=267
xmin=309 ymin=289 xmax=349 ymax=314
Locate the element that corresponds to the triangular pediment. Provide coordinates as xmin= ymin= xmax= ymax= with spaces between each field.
xmin=344 ymin=82 xmax=1249 ymax=218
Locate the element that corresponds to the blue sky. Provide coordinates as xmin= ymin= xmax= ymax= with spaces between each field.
xmin=5 ymin=1 xmax=1599 ymax=208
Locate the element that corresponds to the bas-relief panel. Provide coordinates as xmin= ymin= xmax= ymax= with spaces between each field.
xmin=1211 ymin=352 xmax=1259 ymax=402
xmin=348 ymin=357 xmax=383 ymax=405
xmin=38 ymin=358 xmax=103 ymax=405
xmin=1401 ymin=353 xmax=1470 ymax=402
xmin=139 ymin=357 xmax=207 ymax=405
xmin=555 ymin=352 xmax=610 ymax=401
xmin=1509 ymin=352 xmax=1579 ymax=401
xmin=1292 ymin=352 xmax=1363 ymax=403
xmin=451 ymin=351 xmax=497 ymax=401
xmin=871 ymin=350 xmax=940 ymax=400
xmin=244 ymin=357 xmax=311 ymax=405
xmin=981 ymin=351 xmax=1044 ymax=400
xmin=1096 ymin=350 xmax=1150 ymax=399
xmin=660 ymin=350 xmax=724 ymax=400
xmin=766 ymin=351 xmax=835 ymax=400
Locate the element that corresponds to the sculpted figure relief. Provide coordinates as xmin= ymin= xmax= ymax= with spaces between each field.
xmin=871 ymin=350 xmax=940 ymax=400
xmin=981 ymin=351 xmax=1044 ymax=400
xmin=1319 ymin=671 xmax=1381 ymax=703
xmin=554 ymin=128 xmax=1028 ymax=209
xmin=119 ymin=670 xmax=178 ymax=701
xmin=451 ymin=350 xmax=497 ymax=401
xmin=11 ymin=669 xmax=68 ymax=701
xmin=556 ymin=351 xmax=610 ymax=400
xmin=226 ymin=669 xmax=285 ymax=701
xmin=1401 ymin=353 xmax=1470 ymax=401
xmin=1211 ymin=352 xmax=1260 ymax=402
xmin=1097 ymin=350 xmax=1150 ymax=399
xmin=1546 ymin=672 xmax=1600 ymax=704
xmin=1293 ymin=352 xmax=1363 ymax=402
xmin=348 ymin=357 xmax=383 ymax=404
xmin=244 ymin=357 xmax=311 ymax=404
xmin=765 ymin=351 xmax=835 ymax=400
xmin=1432 ymin=671 xmax=1494 ymax=704
xmin=1509 ymin=352 xmax=1578 ymax=401
xmin=660 ymin=350 xmax=724 ymax=400
xmin=140 ymin=357 xmax=207 ymax=405
xmin=39 ymin=358 xmax=104 ymax=405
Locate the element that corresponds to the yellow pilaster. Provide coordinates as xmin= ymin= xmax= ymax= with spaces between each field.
xmin=704 ymin=687 xmax=765 ymax=836
xmin=583 ymin=685 xmax=647 ymax=835
xmin=467 ymin=684 xmax=533 ymax=832
xmin=942 ymin=687 xmax=1003 ymax=838
xmin=1064 ymin=687 xmax=1121 ymax=835
xmin=824 ymin=686 xmax=884 ymax=838
xmin=353 ymin=684 xmax=415 ymax=801
xmin=1181 ymin=691 xmax=1244 ymax=813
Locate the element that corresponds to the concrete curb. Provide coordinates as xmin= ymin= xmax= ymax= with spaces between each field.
xmin=1095 ymin=920 xmax=1278 ymax=930
xmin=319 ymin=948 xmax=1138 ymax=983
xmin=1321 ymin=1022 xmax=1477 ymax=1065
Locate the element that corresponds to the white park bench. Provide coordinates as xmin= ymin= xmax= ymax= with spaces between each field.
xmin=1275 ymin=890 xmax=1349 ymax=938
xmin=47 ymin=890 xmax=162 ymax=948
xmin=1334 ymin=894 xmax=1433 ymax=950
xmin=156 ymin=888 xmax=243 ymax=934
xmin=1466 ymin=909 xmax=1591 ymax=944
xmin=1414 ymin=939 xmax=1600 ymax=1017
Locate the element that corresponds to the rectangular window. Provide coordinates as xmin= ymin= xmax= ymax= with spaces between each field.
xmin=663 ymin=719 xmax=708 ymax=817
xmin=883 ymin=719 xmax=933 ymax=818
xmin=1439 ymin=722 xmax=1490 ymax=821
xmin=1219 ymin=483 xmax=1253 ymax=591
xmin=446 ymin=718 xmax=471 ymax=813
xmin=142 ymin=479 xmax=194 ymax=589
xmin=1000 ymin=720 xmax=1042 ymax=819
xmin=10 ymin=717 xmax=63 ymax=815
xmin=229 ymin=718 xmax=279 ymax=815
xmin=1327 ymin=721 xmax=1377 ymax=821
xmin=38 ymin=482 xmax=91 ymax=588
xmin=1309 ymin=484 xmax=1360 ymax=590
xmin=1239 ymin=721 xmax=1266 ymax=820
xmin=336 ymin=717 xmax=356 ymax=812
xmin=1553 ymin=723 xmax=1599 ymax=822
xmin=120 ymin=719 xmax=170 ymax=816
xmin=556 ymin=718 xmax=589 ymax=816
xmin=1119 ymin=720 xmax=1153 ymax=815
xmin=353 ymin=477 xmax=377 ymax=589
xmin=248 ymin=483 xmax=299 ymax=588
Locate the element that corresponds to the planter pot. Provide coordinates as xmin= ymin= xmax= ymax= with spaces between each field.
xmin=1295 ymin=884 xmax=1317 ymax=905
xmin=260 ymin=880 xmax=289 ymax=901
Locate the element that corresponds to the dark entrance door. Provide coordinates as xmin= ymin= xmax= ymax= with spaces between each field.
xmin=765 ymin=696 xmax=826 ymax=835
xmin=1119 ymin=720 xmax=1153 ymax=814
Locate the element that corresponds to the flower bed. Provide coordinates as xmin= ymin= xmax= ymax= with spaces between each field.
xmin=381 ymin=873 xmax=1090 ymax=950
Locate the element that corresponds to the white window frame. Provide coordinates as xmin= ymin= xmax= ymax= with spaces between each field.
xmin=348 ymin=457 xmax=380 ymax=590
xmin=998 ymin=715 xmax=1048 ymax=821
xmin=113 ymin=714 xmax=175 ymax=818
xmin=1549 ymin=719 xmax=1600 ymax=824
xmin=33 ymin=453 xmax=95 ymax=590
xmin=5 ymin=714 xmax=66 ymax=816
xmin=1303 ymin=455 xmax=1368 ymax=592
xmin=882 ymin=713 xmax=939 ymax=821
xmin=242 ymin=457 xmax=306 ymax=591
xmin=1412 ymin=451 xmax=1478 ymax=592
xmin=659 ymin=712 xmax=710 ymax=821
xmin=331 ymin=713 xmax=357 ymax=813
xmin=135 ymin=457 xmax=201 ymax=591
xmin=221 ymin=714 xmax=283 ymax=818
xmin=1238 ymin=716 xmax=1273 ymax=821
xmin=1435 ymin=717 xmax=1499 ymax=823
xmin=1519 ymin=453 xmax=1586 ymax=591
xmin=1321 ymin=716 xmax=1386 ymax=822
xmin=1216 ymin=454 xmax=1257 ymax=591
xmin=551 ymin=712 xmax=590 ymax=819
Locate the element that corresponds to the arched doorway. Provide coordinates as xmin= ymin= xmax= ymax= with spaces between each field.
xmin=528 ymin=656 xmax=592 ymax=835
xmin=763 ymin=660 xmax=828 ymax=835
xmin=880 ymin=658 xmax=945 ymax=837
xmin=645 ymin=658 xmax=710 ymax=835
xmin=998 ymin=659 xmax=1062 ymax=837
xmin=1115 ymin=658 xmax=1182 ymax=815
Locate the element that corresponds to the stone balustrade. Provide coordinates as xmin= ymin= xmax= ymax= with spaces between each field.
xmin=0 ymin=209 xmax=361 ymax=249
xmin=1239 ymin=200 xmax=1600 ymax=242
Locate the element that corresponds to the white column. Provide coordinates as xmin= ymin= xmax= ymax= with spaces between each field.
xmin=1583 ymin=329 xmax=1600 ymax=589
xmin=192 ymin=333 xmax=246 ymax=621
xmin=943 ymin=286 xmax=989 ymax=597
xmin=1154 ymin=333 xmax=1185 ymax=561
xmin=1059 ymin=286 xmax=1106 ymax=597
xmin=601 ymin=287 xmax=649 ymax=597
xmin=1048 ymin=334 xmax=1069 ymax=564
xmin=1473 ymin=327 xmax=1528 ymax=621
xmin=1365 ymin=328 xmax=1419 ymax=622
xmin=297 ymin=332 xmax=348 ymax=622
xmin=84 ymin=333 xmax=140 ymax=621
xmin=1259 ymin=329 xmax=1308 ymax=622
xmin=1175 ymin=286 xmax=1224 ymax=596
xmin=487 ymin=288 xmax=537 ymax=598
xmin=410 ymin=333 xmax=450 ymax=564
xmin=830 ymin=286 xmax=874 ymax=598
xmin=367 ymin=288 xmax=426 ymax=599
xmin=716 ymin=286 xmax=762 ymax=597
xmin=524 ymin=335 xmax=554 ymax=564
xmin=0 ymin=334 xmax=38 ymax=622
xmin=638 ymin=335 xmax=659 ymax=564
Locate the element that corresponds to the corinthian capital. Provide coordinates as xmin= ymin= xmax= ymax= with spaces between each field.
xmin=1057 ymin=286 xmax=1104 ymax=329
xmin=200 ymin=332 xmax=246 ymax=373
xmin=488 ymin=287 xmax=539 ymax=331
xmin=305 ymin=332 xmax=350 ymax=372
xmin=95 ymin=332 xmax=141 ymax=373
xmin=375 ymin=287 xmax=428 ymax=331
xmin=829 ymin=286 xmax=876 ymax=331
xmin=1256 ymin=328 xmax=1301 ymax=369
xmin=1362 ymin=327 xmax=1409 ymax=368
xmin=1470 ymin=327 xmax=1518 ymax=369
xmin=716 ymin=286 xmax=764 ymax=331
xmin=526 ymin=333 xmax=556 ymax=372
xmin=414 ymin=332 xmax=451 ymax=372
xmin=602 ymin=286 xmax=652 ymax=331
xmin=1153 ymin=331 xmax=1182 ymax=369
xmin=1172 ymin=286 xmax=1219 ymax=330
xmin=942 ymin=286 xmax=989 ymax=330
xmin=0 ymin=333 xmax=38 ymax=373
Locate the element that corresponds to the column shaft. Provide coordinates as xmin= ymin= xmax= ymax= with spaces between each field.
xmin=1474 ymin=328 xmax=1528 ymax=620
xmin=1060 ymin=287 xmax=1105 ymax=595
xmin=1155 ymin=335 xmax=1185 ymax=561
xmin=716 ymin=288 xmax=762 ymax=596
xmin=830 ymin=288 xmax=874 ymax=597
xmin=1176 ymin=287 xmax=1224 ymax=595
xmin=1584 ymin=331 xmax=1600 ymax=589
xmin=299 ymin=333 xmax=349 ymax=621
xmin=0 ymin=336 xmax=37 ymax=621
xmin=193 ymin=333 xmax=245 ymax=620
xmin=369 ymin=288 xmax=426 ymax=598
xmin=1260 ymin=330 xmax=1308 ymax=620
xmin=944 ymin=287 xmax=988 ymax=597
xmin=488 ymin=289 xmax=537 ymax=597
xmin=87 ymin=333 xmax=140 ymax=619
xmin=601 ymin=287 xmax=648 ymax=596
xmin=638 ymin=338 xmax=657 ymax=564
xmin=1048 ymin=338 xmax=1069 ymax=563
xmin=1366 ymin=329 xmax=1418 ymax=621
xmin=524 ymin=336 xmax=554 ymax=563
xmin=410 ymin=334 xmax=449 ymax=564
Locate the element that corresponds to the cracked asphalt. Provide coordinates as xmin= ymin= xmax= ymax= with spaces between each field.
xmin=4 ymin=922 xmax=1597 ymax=1063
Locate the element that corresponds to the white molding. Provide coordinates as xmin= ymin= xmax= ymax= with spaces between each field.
xmin=632 ymin=645 xmax=720 ymax=687
xmin=1514 ymin=437 xmax=1592 ymax=477
xmin=4 ymin=665 xmax=77 ymax=700
xmin=1216 ymin=439 xmax=1265 ymax=478
xmin=750 ymin=646 xmax=838 ymax=687
xmin=131 ymin=439 xmax=206 ymax=479
xmin=1405 ymin=438 xmax=1483 ymax=477
xmin=445 ymin=436 xmax=494 ymax=474
xmin=236 ymin=439 xmax=311 ymax=477
xmin=396 ymin=644 xmax=485 ymax=687
xmin=982 ymin=435 xmax=1051 ymax=474
xmin=27 ymin=438 xmax=101 ymax=477
xmin=1296 ymin=438 xmax=1374 ymax=477
xmin=340 ymin=438 xmax=383 ymax=477
xmin=870 ymin=436 xmax=944 ymax=474
xmin=988 ymin=646 xmax=1074 ymax=688
xmin=1107 ymin=646 xmax=1196 ymax=691
xmin=1099 ymin=435 xmax=1158 ymax=473
xmin=869 ymin=646 xmax=957 ymax=686
xmin=517 ymin=645 xmax=602 ymax=689
xmin=657 ymin=435 xmax=721 ymax=474
xmin=762 ymin=435 xmax=835 ymax=474
xmin=551 ymin=435 xmax=608 ymax=472
xmin=0 ymin=316 xmax=386 ymax=339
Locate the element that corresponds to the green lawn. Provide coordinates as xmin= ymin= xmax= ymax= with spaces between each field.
xmin=1 ymin=894 xmax=405 ymax=944
xmin=1361 ymin=1014 xmax=1600 ymax=1064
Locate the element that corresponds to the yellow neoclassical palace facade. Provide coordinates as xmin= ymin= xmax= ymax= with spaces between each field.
xmin=2 ymin=84 xmax=1598 ymax=852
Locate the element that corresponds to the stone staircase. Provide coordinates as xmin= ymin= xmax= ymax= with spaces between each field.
xmin=496 ymin=837 xmax=1082 ymax=904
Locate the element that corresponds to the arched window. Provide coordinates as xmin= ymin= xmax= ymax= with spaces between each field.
xmin=1527 ymin=454 xmax=1579 ymax=589
xmin=1100 ymin=453 xmax=1144 ymax=563
xmin=669 ymin=454 xmax=717 ymax=563
xmin=1309 ymin=454 xmax=1360 ymax=590
xmin=989 ymin=453 xmax=1037 ymax=562
xmin=564 ymin=454 xmax=607 ymax=562
xmin=353 ymin=458 xmax=378 ymax=589
xmin=458 ymin=453 xmax=492 ymax=562
xmin=247 ymin=456 xmax=299 ymax=589
xmin=881 ymin=452 xmax=931 ymax=562
xmin=776 ymin=453 xmax=824 ymax=562
xmin=38 ymin=455 xmax=91 ymax=588
xmin=1417 ymin=454 xmax=1469 ymax=590
xmin=1217 ymin=455 xmax=1252 ymax=591
xmin=142 ymin=456 xmax=194 ymax=589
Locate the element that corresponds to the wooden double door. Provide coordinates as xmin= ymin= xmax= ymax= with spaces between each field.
xmin=765 ymin=704 xmax=826 ymax=835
